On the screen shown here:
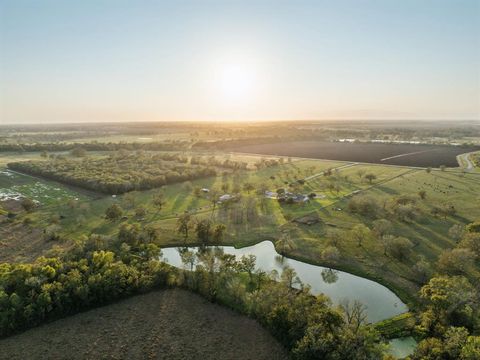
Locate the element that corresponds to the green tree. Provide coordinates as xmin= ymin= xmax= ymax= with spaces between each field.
xmin=243 ymin=182 xmax=255 ymax=194
xmin=20 ymin=198 xmax=36 ymax=212
xmin=195 ymin=219 xmax=212 ymax=246
xmin=176 ymin=213 xmax=193 ymax=242
xmin=276 ymin=232 xmax=295 ymax=256
xmin=418 ymin=189 xmax=427 ymax=200
xmin=466 ymin=221 xmax=480 ymax=233
xmin=372 ymin=218 xmax=392 ymax=239
xmin=212 ymin=223 xmax=226 ymax=243
xmin=152 ymin=191 xmax=165 ymax=214
xmin=437 ymin=248 xmax=476 ymax=275
xmin=321 ymin=246 xmax=340 ymax=262
xmin=387 ymin=236 xmax=413 ymax=261
xmin=105 ymin=203 xmax=123 ymax=221
xmin=350 ymin=224 xmax=371 ymax=247
xmin=134 ymin=206 xmax=146 ymax=218
xmin=449 ymin=224 xmax=465 ymax=243
xmin=364 ymin=173 xmax=377 ymax=184
xmin=461 ymin=336 xmax=480 ymax=360
xmin=179 ymin=248 xmax=196 ymax=271
xmin=238 ymin=254 xmax=256 ymax=284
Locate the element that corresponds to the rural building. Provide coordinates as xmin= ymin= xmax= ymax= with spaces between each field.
xmin=264 ymin=191 xmax=277 ymax=199
xmin=218 ymin=194 xmax=234 ymax=202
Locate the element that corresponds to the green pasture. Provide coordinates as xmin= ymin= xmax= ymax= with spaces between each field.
xmin=4 ymin=152 xmax=480 ymax=305
xmin=0 ymin=169 xmax=91 ymax=206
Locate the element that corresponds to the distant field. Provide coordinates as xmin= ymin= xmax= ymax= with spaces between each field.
xmin=0 ymin=289 xmax=288 ymax=360
xmin=231 ymin=141 xmax=479 ymax=167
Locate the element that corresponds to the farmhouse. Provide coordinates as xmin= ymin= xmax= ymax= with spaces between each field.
xmin=277 ymin=191 xmax=310 ymax=204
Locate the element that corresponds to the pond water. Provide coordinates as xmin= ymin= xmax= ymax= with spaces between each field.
xmin=388 ymin=337 xmax=417 ymax=358
xmin=162 ymin=240 xmax=408 ymax=323
xmin=162 ymin=240 xmax=417 ymax=357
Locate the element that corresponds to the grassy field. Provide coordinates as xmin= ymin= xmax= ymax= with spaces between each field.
xmin=0 ymin=170 xmax=92 ymax=206
xmin=2 ymin=151 xmax=480 ymax=307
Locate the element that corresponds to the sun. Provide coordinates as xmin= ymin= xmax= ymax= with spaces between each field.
xmin=215 ymin=63 xmax=257 ymax=103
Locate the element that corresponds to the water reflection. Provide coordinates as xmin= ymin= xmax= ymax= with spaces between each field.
xmin=162 ymin=240 xmax=408 ymax=322
xmin=321 ymin=268 xmax=339 ymax=284
xmin=274 ymin=254 xmax=285 ymax=265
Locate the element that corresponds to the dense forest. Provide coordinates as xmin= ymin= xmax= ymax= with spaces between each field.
xmin=0 ymin=141 xmax=189 ymax=153
xmin=8 ymin=153 xmax=226 ymax=194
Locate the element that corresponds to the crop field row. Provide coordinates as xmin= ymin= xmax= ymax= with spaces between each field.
xmin=231 ymin=140 xmax=480 ymax=168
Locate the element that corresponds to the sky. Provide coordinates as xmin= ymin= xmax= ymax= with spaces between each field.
xmin=0 ymin=0 xmax=479 ymax=124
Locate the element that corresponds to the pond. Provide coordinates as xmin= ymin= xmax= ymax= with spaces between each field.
xmin=162 ymin=240 xmax=417 ymax=357
xmin=162 ymin=240 xmax=408 ymax=323
xmin=388 ymin=337 xmax=418 ymax=359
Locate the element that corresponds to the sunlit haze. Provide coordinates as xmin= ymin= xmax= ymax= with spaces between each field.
xmin=1 ymin=0 xmax=479 ymax=124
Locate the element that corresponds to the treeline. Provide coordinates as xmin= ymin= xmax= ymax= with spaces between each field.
xmin=190 ymin=155 xmax=248 ymax=170
xmin=2 ymin=217 xmax=479 ymax=357
xmin=8 ymin=154 xmax=218 ymax=194
xmin=192 ymin=134 xmax=327 ymax=150
xmin=0 ymin=141 xmax=189 ymax=153
xmin=175 ymin=249 xmax=388 ymax=359
xmin=0 ymin=227 xmax=388 ymax=359
xmin=473 ymin=153 xmax=480 ymax=167
xmin=0 ymin=246 xmax=170 ymax=337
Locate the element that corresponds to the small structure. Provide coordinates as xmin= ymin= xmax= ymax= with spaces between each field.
xmin=293 ymin=212 xmax=321 ymax=225
xmin=292 ymin=194 xmax=310 ymax=203
xmin=201 ymin=188 xmax=210 ymax=193
xmin=265 ymin=191 xmax=277 ymax=199
xmin=277 ymin=191 xmax=310 ymax=204
xmin=218 ymin=194 xmax=234 ymax=202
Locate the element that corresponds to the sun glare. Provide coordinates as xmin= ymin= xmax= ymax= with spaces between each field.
xmin=215 ymin=63 xmax=257 ymax=103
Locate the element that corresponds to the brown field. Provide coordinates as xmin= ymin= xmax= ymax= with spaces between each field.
xmin=0 ymin=289 xmax=289 ymax=360
xmin=231 ymin=140 xmax=479 ymax=167
xmin=0 ymin=222 xmax=53 ymax=263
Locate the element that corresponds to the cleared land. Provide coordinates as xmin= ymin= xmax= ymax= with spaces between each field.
xmin=231 ymin=141 xmax=480 ymax=167
xmin=3 ymin=152 xmax=480 ymax=305
xmin=0 ymin=170 xmax=91 ymax=205
xmin=0 ymin=288 xmax=288 ymax=360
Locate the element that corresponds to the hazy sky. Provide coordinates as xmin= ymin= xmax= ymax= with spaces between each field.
xmin=1 ymin=0 xmax=479 ymax=124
